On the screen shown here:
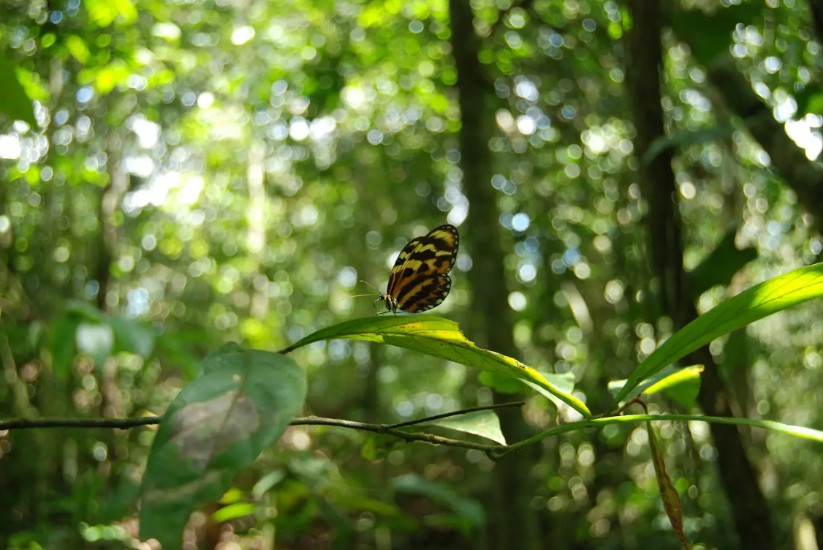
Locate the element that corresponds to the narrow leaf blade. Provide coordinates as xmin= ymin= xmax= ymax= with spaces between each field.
xmin=616 ymin=263 xmax=823 ymax=403
xmin=285 ymin=316 xmax=591 ymax=418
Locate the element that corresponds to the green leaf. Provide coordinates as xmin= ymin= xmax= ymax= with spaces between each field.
xmin=643 ymin=365 xmax=703 ymax=409
xmin=49 ymin=314 xmax=79 ymax=381
xmin=212 ymin=502 xmax=257 ymax=523
xmin=427 ymin=410 xmax=506 ymax=445
xmin=284 ymin=315 xmax=591 ymax=418
xmin=609 ymin=365 xmax=703 ymax=409
xmin=794 ymin=85 xmax=823 ymax=117
xmin=139 ymin=344 xmax=307 ymax=549
xmin=643 ymin=125 xmax=736 ymax=165
xmin=0 ymin=55 xmax=37 ymax=126
xmin=689 ymin=229 xmax=757 ymax=297
xmin=615 ymin=263 xmax=823 ymax=403
xmin=109 ymin=317 xmax=156 ymax=357
xmin=478 ymin=371 xmax=524 ymax=394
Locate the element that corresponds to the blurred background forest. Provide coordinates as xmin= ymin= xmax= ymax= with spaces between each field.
xmin=2 ymin=0 xmax=823 ymax=548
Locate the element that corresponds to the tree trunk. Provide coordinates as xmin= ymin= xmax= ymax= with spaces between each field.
xmin=625 ymin=1 xmax=774 ymax=548
xmin=449 ymin=0 xmax=541 ymax=548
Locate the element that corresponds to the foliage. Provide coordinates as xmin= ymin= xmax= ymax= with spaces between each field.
xmin=1 ymin=0 xmax=823 ymax=548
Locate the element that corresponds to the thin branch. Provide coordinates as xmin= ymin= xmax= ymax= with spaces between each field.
xmin=0 ymin=416 xmax=161 ymax=430
xmin=492 ymin=413 xmax=823 ymax=458
xmin=0 ymin=402 xmax=523 ymax=453
xmin=4 ymin=412 xmax=818 ymax=456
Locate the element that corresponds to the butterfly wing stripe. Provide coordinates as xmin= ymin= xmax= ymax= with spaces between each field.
xmin=396 ymin=274 xmax=452 ymax=312
xmin=386 ymin=237 xmax=425 ymax=297
xmin=391 ymin=247 xmax=454 ymax=299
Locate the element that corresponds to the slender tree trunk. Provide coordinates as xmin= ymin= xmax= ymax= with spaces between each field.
xmin=98 ymin=129 xmax=127 ymax=311
xmin=625 ymin=1 xmax=774 ymax=548
xmin=449 ymin=1 xmax=540 ymax=548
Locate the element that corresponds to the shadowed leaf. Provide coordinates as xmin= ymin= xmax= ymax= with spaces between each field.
xmin=139 ymin=343 xmax=306 ymax=549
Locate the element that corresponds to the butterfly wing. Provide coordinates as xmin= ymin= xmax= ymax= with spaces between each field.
xmin=396 ymin=273 xmax=452 ymax=313
xmin=385 ymin=224 xmax=459 ymax=313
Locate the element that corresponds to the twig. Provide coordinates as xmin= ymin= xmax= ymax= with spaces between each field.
xmin=0 ymin=416 xmax=161 ymax=430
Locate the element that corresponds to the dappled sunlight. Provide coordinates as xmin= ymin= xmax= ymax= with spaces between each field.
xmin=1 ymin=0 xmax=823 ymax=547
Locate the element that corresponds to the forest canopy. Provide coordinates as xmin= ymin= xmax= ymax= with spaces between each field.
xmin=1 ymin=0 xmax=823 ymax=549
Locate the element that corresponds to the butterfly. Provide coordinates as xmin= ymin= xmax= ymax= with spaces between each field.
xmin=368 ymin=224 xmax=459 ymax=314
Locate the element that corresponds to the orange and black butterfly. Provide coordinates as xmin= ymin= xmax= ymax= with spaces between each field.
xmin=373 ymin=224 xmax=459 ymax=314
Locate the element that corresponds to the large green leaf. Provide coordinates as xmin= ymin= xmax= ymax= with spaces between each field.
xmin=615 ymin=263 xmax=823 ymax=403
xmin=283 ymin=315 xmax=591 ymax=418
xmin=139 ymin=344 xmax=307 ymax=549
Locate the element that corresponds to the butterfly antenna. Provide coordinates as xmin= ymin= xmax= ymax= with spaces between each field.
xmin=339 ymin=280 xmax=385 ymax=304
xmin=338 ymin=293 xmax=376 ymax=302
xmin=358 ymin=280 xmax=381 ymax=293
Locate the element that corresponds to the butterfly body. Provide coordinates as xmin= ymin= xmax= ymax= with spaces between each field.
xmin=378 ymin=224 xmax=459 ymax=314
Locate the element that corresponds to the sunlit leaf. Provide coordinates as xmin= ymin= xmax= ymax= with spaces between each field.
xmin=283 ymin=316 xmax=591 ymax=418
xmin=644 ymin=366 xmax=703 ymax=409
xmin=427 ymin=410 xmax=506 ymax=445
xmin=212 ymin=502 xmax=257 ymax=523
xmin=616 ymin=263 xmax=823 ymax=403
xmin=609 ymin=365 xmax=703 ymax=409
xmin=139 ymin=344 xmax=307 ymax=548
xmin=65 ymin=35 xmax=91 ymax=64
xmin=84 ymin=0 xmax=138 ymax=27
